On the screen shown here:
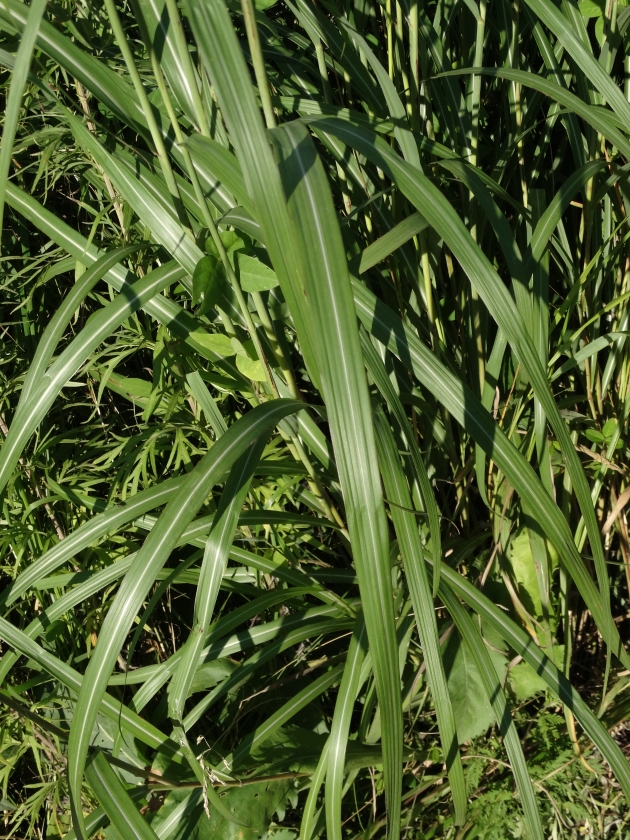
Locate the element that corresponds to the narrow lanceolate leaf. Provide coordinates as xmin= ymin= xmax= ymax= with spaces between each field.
xmin=439 ymin=588 xmax=544 ymax=840
xmin=436 ymin=68 xmax=630 ymax=161
xmin=313 ymin=117 xmax=616 ymax=651
xmin=373 ymin=406 xmax=466 ymax=825
xmin=351 ymin=279 xmax=630 ymax=669
xmin=61 ymin=790 xmax=149 ymax=840
xmin=0 ymin=616 xmax=175 ymax=753
xmin=85 ymin=750 xmax=159 ymax=840
xmin=185 ymin=134 xmax=252 ymax=213
xmin=350 ymin=212 xmax=429 ymax=275
xmin=0 ymin=0 xmax=47 ymax=232
xmin=227 ymin=663 xmax=345 ymax=770
xmin=133 ymin=0 xmax=201 ymax=128
xmin=182 ymin=614 xmax=354 ymax=732
xmin=360 ymin=330 xmax=442 ymax=596
xmin=68 ymin=114 xmax=201 ymax=276
xmin=0 ymin=0 xmax=148 ymax=132
xmin=325 ymin=614 xmax=368 ymax=840
xmin=15 ymin=243 xmax=143 ymax=414
xmin=0 ymin=478 xmax=182 ymax=608
xmin=187 ymin=0 xmax=320 ymax=387
xmin=521 ymin=0 xmax=630 ymax=127
xmin=4 ymin=183 xmax=241 ymax=370
xmin=168 ymin=436 xmax=266 ymax=722
xmin=301 ymin=738 xmax=329 ymax=840
xmin=67 ymin=399 xmax=302 ymax=840
xmin=0 ymin=262 xmax=184 ymax=497
xmin=0 ymin=553 xmax=142 ymax=686
xmin=271 ymin=121 xmax=403 ymax=836
xmin=3 ymin=0 xmax=630 ymax=832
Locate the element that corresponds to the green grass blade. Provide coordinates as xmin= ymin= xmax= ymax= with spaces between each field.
xmin=134 ymin=0 xmax=200 ymax=127
xmin=351 ymin=278 xmax=629 ymax=668
xmin=351 ymin=212 xmax=429 ymax=275
xmin=227 ymin=663 xmax=345 ymax=771
xmin=0 ymin=615 xmax=177 ymax=753
xmin=522 ymin=0 xmax=630 ymax=126
xmin=315 ymin=116 xmax=616 ymax=648
xmin=185 ymin=371 xmax=228 ymax=437
xmin=439 ymin=588 xmax=544 ymax=840
xmin=0 ymin=555 xmax=140 ymax=687
xmin=69 ymin=115 xmax=201 ymax=276
xmin=6 ymin=182 xmax=248 ymax=375
xmin=85 ymin=750 xmax=159 ymax=840
xmin=436 ymin=564 xmax=630 ymax=803
xmin=168 ymin=437 xmax=266 ymax=722
xmin=67 ymin=399 xmax=301 ymax=840
xmin=437 ymin=67 xmax=630 ymax=160
xmin=288 ymin=0 xmax=386 ymax=114
xmin=15 ymin=243 xmax=142 ymax=413
xmin=130 ymin=596 xmax=340 ymax=715
xmin=361 ymin=330 xmax=442 ymax=596
xmin=185 ymin=134 xmax=252 ymax=213
xmin=61 ymin=789 xmax=149 ymax=840
xmin=373 ymin=405 xmax=466 ymax=825
xmin=0 ymin=262 xmax=184 ymax=497
xmin=301 ymin=738 xmax=329 ymax=840
xmin=526 ymin=161 xmax=607 ymax=274
xmin=182 ymin=615 xmax=354 ymax=731
xmin=335 ymin=16 xmax=420 ymax=168
xmin=325 ymin=614 xmax=367 ymax=840
xmin=0 ymin=0 xmax=47 ymax=233
xmin=0 ymin=478 xmax=181 ymax=608
xmin=0 ymin=0 xmax=148 ymax=133
xmin=186 ymin=0 xmax=321 ymax=387
xmin=272 ymin=120 xmax=403 ymax=836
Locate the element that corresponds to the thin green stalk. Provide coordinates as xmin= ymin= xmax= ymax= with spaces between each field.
xmin=131 ymin=0 xmax=277 ymax=396
xmin=408 ymin=0 xmax=419 ymax=129
xmin=241 ymin=0 xmax=277 ymax=129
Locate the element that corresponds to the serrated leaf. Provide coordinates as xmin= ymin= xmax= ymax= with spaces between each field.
xmin=165 ymin=780 xmax=292 ymax=840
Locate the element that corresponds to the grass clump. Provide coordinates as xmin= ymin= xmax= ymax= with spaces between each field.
xmin=1 ymin=0 xmax=630 ymax=837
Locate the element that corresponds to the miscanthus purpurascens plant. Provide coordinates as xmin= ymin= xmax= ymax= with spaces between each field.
xmin=1 ymin=0 xmax=630 ymax=837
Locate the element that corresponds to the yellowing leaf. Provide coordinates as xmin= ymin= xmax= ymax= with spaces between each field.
xmin=236 ymin=353 xmax=266 ymax=381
